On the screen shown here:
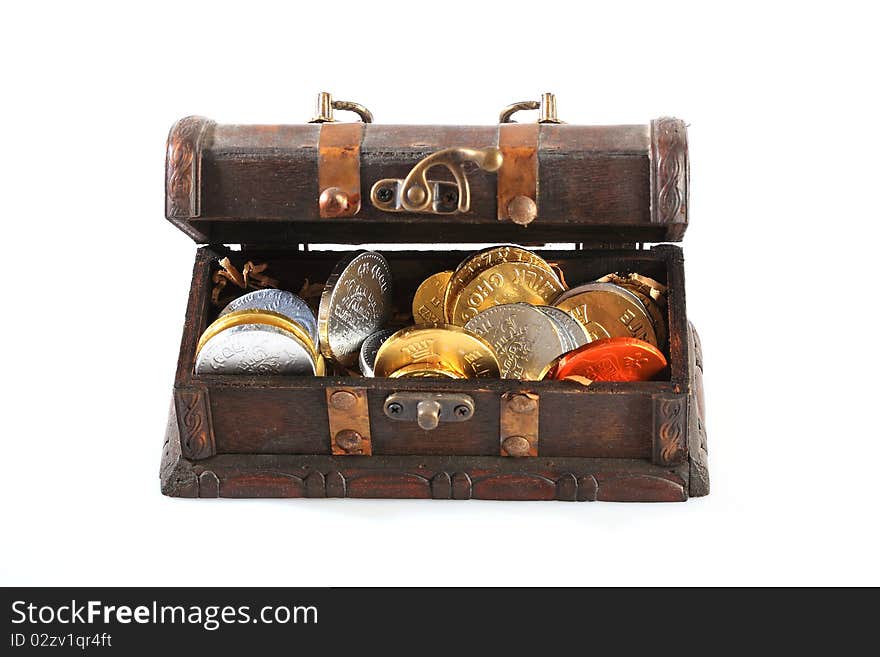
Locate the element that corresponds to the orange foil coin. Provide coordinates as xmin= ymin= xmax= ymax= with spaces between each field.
xmin=550 ymin=337 xmax=668 ymax=382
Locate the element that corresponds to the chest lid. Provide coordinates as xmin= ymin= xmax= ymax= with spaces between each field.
xmin=165 ymin=92 xmax=689 ymax=246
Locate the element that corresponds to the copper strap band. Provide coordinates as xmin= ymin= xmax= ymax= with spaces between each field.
xmin=326 ymin=388 xmax=372 ymax=456
xmin=500 ymin=392 xmax=539 ymax=457
xmin=496 ymin=123 xmax=539 ymax=222
xmin=317 ymin=122 xmax=364 ymax=218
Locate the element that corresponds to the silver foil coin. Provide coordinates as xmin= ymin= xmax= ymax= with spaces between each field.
xmin=318 ymin=251 xmax=393 ymax=367
xmin=537 ymin=305 xmax=590 ymax=352
xmin=358 ymin=328 xmax=398 ymax=377
xmin=220 ymin=289 xmax=318 ymax=346
xmin=195 ymin=324 xmax=316 ymax=375
xmin=464 ymin=303 xmax=566 ymax=380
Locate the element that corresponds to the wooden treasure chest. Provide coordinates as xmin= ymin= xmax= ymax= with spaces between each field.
xmin=160 ymin=92 xmax=709 ymax=502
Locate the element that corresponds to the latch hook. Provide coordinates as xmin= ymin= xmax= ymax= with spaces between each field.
xmin=371 ymin=147 xmax=502 ymax=215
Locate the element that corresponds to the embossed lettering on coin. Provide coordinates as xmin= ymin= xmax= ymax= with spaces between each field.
xmin=318 ymin=251 xmax=393 ymax=367
xmin=443 ymin=245 xmax=560 ymax=322
xmin=373 ymin=325 xmax=500 ymax=379
xmin=465 ymin=303 xmax=566 ymax=380
xmin=450 ymin=261 xmax=564 ymax=325
xmin=195 ymin=324 xmax=316 ymax=375
xmin=549 ymin=337 xmax=668 ymax=382
xmin=412 ymin=271 xmax=452 ymax=324
xmin=553 ymin=283 xmax=657 ymax=347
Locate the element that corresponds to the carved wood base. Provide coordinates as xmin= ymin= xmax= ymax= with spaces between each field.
xmin=161 ymin=400 xmax=692 ymax=503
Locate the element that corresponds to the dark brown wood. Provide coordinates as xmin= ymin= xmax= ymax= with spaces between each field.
xmin=161 ymin=402 xmax=688 ymax=502
xmin=165 ymin=119 xmax=689 ymax=246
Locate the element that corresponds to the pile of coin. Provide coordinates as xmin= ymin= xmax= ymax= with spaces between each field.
xmin=195 ymin=245 xmax=670 ymax=382
xmin=195 ymin=251 xmax=391 ymax=375
xmin=195 ymin=288 xmax=323 ymax=375
xmin=393 ymin=245 xmax=669 ymax=381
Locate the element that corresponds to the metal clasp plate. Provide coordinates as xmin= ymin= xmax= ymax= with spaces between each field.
xmin=383 ymin=392 xmax=475 ymax=431
xmin=370 ymin=147 xmax=502 ymax=215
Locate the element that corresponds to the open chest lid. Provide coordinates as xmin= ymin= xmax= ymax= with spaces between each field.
xmin=165 ymin=93 xmax=689 ymax=246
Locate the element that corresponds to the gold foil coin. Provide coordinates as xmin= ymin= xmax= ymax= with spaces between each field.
xmin=443 ymin=245 xmax=560 ymax=322
xmin=595 ymin=272 xmax=668 ymax=348
xmin=448 ymin=261 xmax=565 ymax=325
xmin=553 ymin=283 xmax=658 ymax=347
xmin=197 ymin=309 xmax=318 ymax=364
xmin=373 ymin=324 xmax=501 ymax=379
xmin=412 ymin=271 xmax=453 ymax=324
xmin=388 ymin=362 xmax=466 ymax=379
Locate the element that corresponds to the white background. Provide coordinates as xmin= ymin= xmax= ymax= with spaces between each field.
xmin=1 ymin=1 xmax=877 ymax=586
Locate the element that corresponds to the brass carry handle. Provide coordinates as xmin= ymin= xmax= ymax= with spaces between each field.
xmin=371 ymin=147 xmax=503 ymax=215
xmin=499 ymin=92 xmax=562 ymax=124
xmin=309 ymin=91 xmax=373 ymax=123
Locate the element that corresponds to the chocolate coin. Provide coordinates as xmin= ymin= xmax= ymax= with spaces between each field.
xmin=553 ymin=282 xmax=658 ymax=346
xmin=318 ymin=251 xmax=393 ymax=367
xmin=536 ymin=305 xmax=589 ymax=352
xmin=443 ymin=245 xmax=560 ymax=322
xmin=358 ymin=328 xmax=398 ymax=377
xmin=374 ymin=324 xmax=500 ymax=379
xmin=449 ymin=261 xmax=565 ymax=325
xmin=412 ymin=271 xmax=452 ymax=324
xmin=197 ymin=309 xmax=318 ymax=362
xmin=464 ymin=303 xmax=566 ymax=380
xmin=220 ymin=288 xmax=318 ymax=346
xmin=595 ymin=272 xmax=668 ymax=347
xmin=195 ymin=324 xmax=317 ymax=375
xmin=548 ymin=337 xmax=668 ymax=382
xmin=388 ymin=362 xmax=466 ymax=379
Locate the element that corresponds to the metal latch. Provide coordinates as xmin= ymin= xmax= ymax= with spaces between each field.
xmin=370 ymin=147 xmax=503 ymax=215
xmin=383 ymin=392 xmax=475 ymax=431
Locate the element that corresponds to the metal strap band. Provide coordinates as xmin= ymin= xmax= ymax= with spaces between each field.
xmin=317 ymin=122 xmax=364 ymax=218
xmin=497 ymin=123 xmax=539 ymax=224
xmin=500 ymin=392 xmax=539 ymax=457
xmin=326 ymin=387 xmax=372 ymax=456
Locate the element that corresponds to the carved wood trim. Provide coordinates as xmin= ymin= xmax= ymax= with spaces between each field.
xmin=165 ymin=116 xmax=213 ymax=221
xmin=166 ymin=465 xmax=688 ymax=502
xmin=174 ymin=386 xmax=215 ymax=461
xmin=650 ymin=117 xmax=688 ymax=235
xmin=652 ymin=394 xmax=688 ymax=466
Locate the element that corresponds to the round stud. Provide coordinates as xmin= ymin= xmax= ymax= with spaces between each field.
xmin=508 ymin=394 xmax=537 ymax=414
xmin=319 ymin=187 xmax=350 ymax=216
xmin=335 ymin=430 xmax=363 ymax=454
xmin=502 ymin=435 xmax=531 ymax=457
xmin=508 ymin=196 xmax=538 ymax=225
xmin=330 ymin=390 xmax=358 ymax=410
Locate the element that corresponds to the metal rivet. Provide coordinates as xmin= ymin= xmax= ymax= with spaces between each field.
xmin=508 ymin=196 xmax=537 ymax=225
xmin=508 ymin=394 xmax=537 ymax=414
xmin=335 ymin=430 xmax=363 ymax=453
xmin=330 ymin=390 xmax=358 ymax=410
xmin=406 ymin=185 xmax=427 ymax=205
xmin=319 ymin=187 xmax=350 ymax=216
xmin=502 ymin=435 xmax=531 ymax=457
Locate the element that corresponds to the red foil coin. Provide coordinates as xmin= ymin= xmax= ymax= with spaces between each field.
xmin=551 ymin=337 xmax=668 ymax=382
